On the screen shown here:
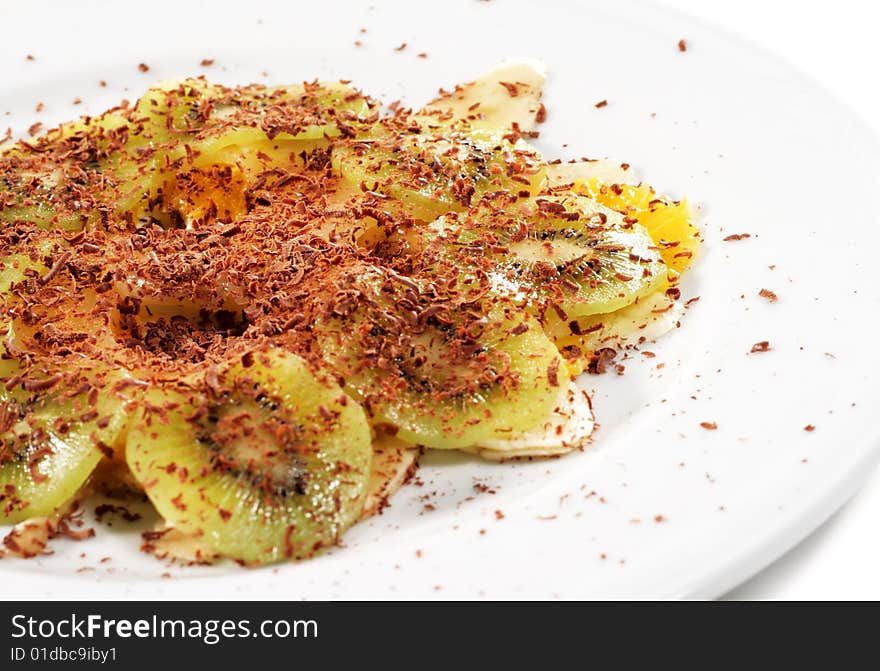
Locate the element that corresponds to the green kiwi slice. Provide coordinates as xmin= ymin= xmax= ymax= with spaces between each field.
xmin=427 ymin=194 xmax=668 ymax=320
xmin=131 ymin=78 xmax=373 ymax=161
xmin=0 ymin=365 xmax=132 ymax=524
xmin=0 ymin=251 xmax=45 ymax=295
xmin=312 ymin=262 xmax=564 ymax=449
xmin=0 ymin=110 xmax=161 ymax=229
xmin=125 ymin=349 xmax=372 ymax=564
xmin=0 ymin=246 xmax=131 ymax=523
xmin=0 ymin=153 xmax=106 ymax=232
xmin=330 ymin=128 xmax=545 ymax=221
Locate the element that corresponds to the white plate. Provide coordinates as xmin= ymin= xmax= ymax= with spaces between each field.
xmin=2 ymin=0 xmax=879 ymax=599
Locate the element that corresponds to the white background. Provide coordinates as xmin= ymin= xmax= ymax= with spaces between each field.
xmin=656 ymin=0 xmax=880 ymax=599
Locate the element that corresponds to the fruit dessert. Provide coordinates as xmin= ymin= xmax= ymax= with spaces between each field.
xmin=0 ymin=62 xmax=699 ymax=564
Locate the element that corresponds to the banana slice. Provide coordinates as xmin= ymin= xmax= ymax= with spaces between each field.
xmin=549 ymin=290 xmax=684 ymax=348
xmin=0 ymin=500 xmax=92 ymax=559
xmin=363 ymin=433 xmax=421 ymax=518
xmin=1 ymin=517 xmax=55 ymax=559
xmin=141 ymin=523 xmax=220 ymax=565
xmin=467 ymin=383 xmax=594 ymax=461
xmin=587 ymin=292 xmax=684 ymax=349
xmin=547 ymin=291 xmax=685 ymax=376
xmin=418 ymin=59 xmax=546 ymax=131
xmin=545 ymin=159 xmax=637 ymax=187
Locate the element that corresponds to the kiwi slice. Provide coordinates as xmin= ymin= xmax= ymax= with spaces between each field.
xmin=0 ymin=110 xmax=161 ymax=229
xmin=0 ymin=244 xmax=131 ymax=523
xmin=0 ymin=155 xmax=105 ymax=232
xmin=331 ymin=128 xmax=545 ymax=221
xmin=126 ymin=349 xmax=372 ymax=563
xmin=0 ymin=245 xmax=52 ymax=345
xmin=194 ymin=81 xmax=374 ymax=147
xmin=427 ymin=194 xmax=668 ymax=321
xmin=312 ymin=262 xmax=564 ymax=449
xmin=136 ymin=79 xmax=372 ymax=145
xmin=1 ymin=242 xmax=123 ymax=368
xmin=0 ymin=251 xmax=45 ymax=294
xmin=0 ymin=365 xmax=132 ymax=524
xmin=132 ymin=79 xmax=375 ymax=224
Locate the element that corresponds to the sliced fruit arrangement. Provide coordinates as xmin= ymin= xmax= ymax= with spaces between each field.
xmin=1 ymin=78 xmax=377 ymax=231
xmin=126 ymin=349 xmax=371 ymax=563
xmin=0 ymin=61 xmax=698 ymax=565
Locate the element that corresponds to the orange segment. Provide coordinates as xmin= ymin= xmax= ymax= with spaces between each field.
xmin=574 ymin=178 xmax=700 ymax=275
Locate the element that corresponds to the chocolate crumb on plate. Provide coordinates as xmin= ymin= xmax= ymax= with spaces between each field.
xmin=535 ymin=102 xmax=547 ymax=123
xmin=750 ymin=340 xmax=771 ymax=353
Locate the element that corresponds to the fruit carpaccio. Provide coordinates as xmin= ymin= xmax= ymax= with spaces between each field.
xmin=0 ymin=61 xmax=698 ymax=564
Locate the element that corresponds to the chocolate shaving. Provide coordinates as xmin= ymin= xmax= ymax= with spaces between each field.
xmin=587 ymin=348 xmax=617 ymax=375
xmin=498 ymin=82 xmax=519 ymax=97
xmin=750 ymin=341 xmax=771 ymax=353
xmin=535 ymin=103 xmax=547 ymax=123
xmin=547 ymin=358 xmax=560 ymax=387
xmin=39 ymin=251 xmax=72 ymax=284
